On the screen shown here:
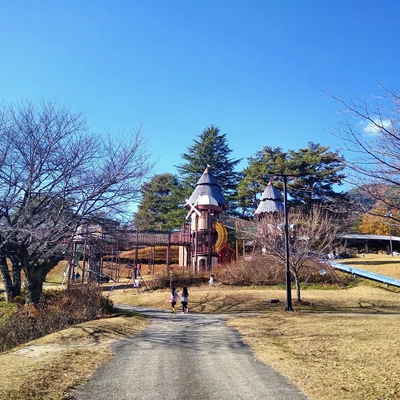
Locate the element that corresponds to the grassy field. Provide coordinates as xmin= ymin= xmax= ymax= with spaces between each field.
xmin=0 ymin=312 xmax=148 ymax=400
xmin=337 ymin=253 xmax=400 ymax=280
xmin=1 ymin=254 xmax=400 ymax=399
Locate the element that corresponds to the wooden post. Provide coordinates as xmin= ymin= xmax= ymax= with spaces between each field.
xmin=207 ymin=210 xmax=212 ymax=270
xmin=194 ymin=216 xmax=198 ymax=273
xmin=135 ymin=230 xmax=139 ymax=269
xmin=166 ymin=231 xmax=171 ymax=271
xmin=235 ymin=219 xmax=239 ymax=262
xmin=82 ymin=236 xmax=87 ymax=284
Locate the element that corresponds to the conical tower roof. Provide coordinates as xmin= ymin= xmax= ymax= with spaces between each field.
xmin=254 ymin=181 xmax=284 ymax=216
xmin=186 ymin=166 xmax=228 ymax=210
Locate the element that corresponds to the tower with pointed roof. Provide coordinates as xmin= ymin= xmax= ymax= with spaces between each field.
xmin=254 ymin=181 xmax=284 ymax=218
xmin=184 ymin=165 xmax=228 ymax=272
xmin=254 ymin=181 xmax=285 ymax=252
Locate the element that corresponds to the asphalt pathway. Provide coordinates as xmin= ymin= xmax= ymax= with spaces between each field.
xmin=73 ymin=305 xmax=308 ymax=400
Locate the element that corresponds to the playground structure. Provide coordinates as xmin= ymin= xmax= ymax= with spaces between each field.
xmin=63 ymin=169 xmax=400 ymax=290
xmin=183 ymin=165 xmax=229 ymax=271
xmin=64 ymin=215 xmax=258 ymax=286
xmin=64 ymin=216 xmax=400 ymax=291
xmin=63 ymin=171 xmax=293 ymax=284
xmin=64 ymin=226 xmax=191 ymax=287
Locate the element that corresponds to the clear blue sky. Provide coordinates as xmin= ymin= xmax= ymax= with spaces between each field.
xmin=2 ymin=0 xmax=400 ymax=181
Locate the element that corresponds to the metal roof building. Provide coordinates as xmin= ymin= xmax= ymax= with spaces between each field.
xmin=340 ymin=233 xmax=400 ymax=254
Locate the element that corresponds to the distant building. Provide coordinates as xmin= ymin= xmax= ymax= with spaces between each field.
xmin=340 ymin=233 xmax=400 ymax=255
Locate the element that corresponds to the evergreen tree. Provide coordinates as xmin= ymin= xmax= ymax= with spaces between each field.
xmin=176 ymin=125 xmax=241 ymax=202
xmin=287 ymin=142 xmax=346 ymax=209
xmin=237 ymin=142 xmax=347 ymax=215
xmin=133 ymin=173 xmax=184 ymax=231
xmin=237 ymin=147 xmax=288 ymax=217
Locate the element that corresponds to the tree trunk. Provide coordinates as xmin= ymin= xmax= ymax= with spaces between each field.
xmin=23 ymin=256 xmax=63 ymax=305
xmin=0 ymin=256 xmax=15 ymax=301
xmin=293 ymin=273 xmax=302 ymax=303
xmin=24 ymin=266 xmax=45 ymax=305
xmin=10 ymin=255 xmax=22 ymax=296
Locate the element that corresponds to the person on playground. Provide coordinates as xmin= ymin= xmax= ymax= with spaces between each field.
xmin=170 ymin=287 xmax=180 ymax=313
xmin=181 ymin=287 xmax=189 ymax=314
xmin=208 ymin=274 xmax=215 ymax=289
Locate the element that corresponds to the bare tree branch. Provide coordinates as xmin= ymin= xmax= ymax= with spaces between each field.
xmin=326 ymin=88 xmax=400 ymax=223
xmin=0 ymin=99 xmax=153 ymax=304
xmin=256 ymin=206 xmax=344 ymax=302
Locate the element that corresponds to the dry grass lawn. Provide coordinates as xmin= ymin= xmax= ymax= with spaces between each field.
xmin=336 ymin=253 xmax=400 ymax=279
xmin=229 ymin=311 xmax=400 ymax=400
xmin=0 ymin=313 xmax=148 ymax=400
xmin=2 ymin=253 xmax=400 ymax=399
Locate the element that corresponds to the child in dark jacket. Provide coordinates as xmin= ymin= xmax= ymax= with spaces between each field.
xmin=181 ymin=287 xmax=189 ymax=314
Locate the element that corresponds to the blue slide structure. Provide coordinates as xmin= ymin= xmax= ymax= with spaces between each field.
xmin=331 ymin=261 xmax=400 ymax=288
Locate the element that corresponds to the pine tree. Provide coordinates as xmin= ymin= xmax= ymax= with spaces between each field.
xmin=237 ymin=146 xmax=288 ymax=217
xmin=133 ymin=173 xmax=185 ymax=231
xmin=176 ymin=125 xmax=241 ymax=202
xmin=237 ymin=142 xmax=347 ymax=215
xmin=288 ymin=142 xmax=346 ymax=209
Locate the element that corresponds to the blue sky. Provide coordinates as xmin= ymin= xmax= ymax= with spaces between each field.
xmin=2 ymin=0 xmax=400 ymax=186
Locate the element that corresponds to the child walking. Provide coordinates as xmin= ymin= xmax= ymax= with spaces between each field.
xmin=208 ymin=274 xmax=215 ymax=289
xmin=170 ymin=287 xmax=180 ymax=313
xmin=181 ymin=287 xmax=189 ymax=314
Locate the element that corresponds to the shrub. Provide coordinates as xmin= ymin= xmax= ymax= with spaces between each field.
xmin=140 ymin=255 xmax=344 ymax=290
xmin=0 ymin=285 xmax=114 ymax=352
xmin=215 ymin=255 xmax=343 ymax=287
xmin=215 ymin=257 xmax=286 ymax=286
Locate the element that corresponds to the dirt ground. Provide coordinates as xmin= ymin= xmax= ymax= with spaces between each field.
xmin=2 ymin=254 xmax=400 ymax=399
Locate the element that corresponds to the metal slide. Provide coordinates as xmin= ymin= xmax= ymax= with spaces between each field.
xmin=331 ymin=261 xmax=400 ymax=288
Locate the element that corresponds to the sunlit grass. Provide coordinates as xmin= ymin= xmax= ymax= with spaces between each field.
xmin=2 ymin=254 xmax=400 ymax=399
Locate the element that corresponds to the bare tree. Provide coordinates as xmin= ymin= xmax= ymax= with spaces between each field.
xmin=328 ymin=88 xmax=400 ymax=225
xmin=0 ymin=99 xmax=152 ymax=304
xmin=256 ymin=206 xmax=342 ymax=302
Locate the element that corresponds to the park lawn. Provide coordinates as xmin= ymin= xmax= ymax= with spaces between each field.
xmin=0 ymin=313 xmax=148 ymax=400
xmin=2 ymin=254 xmax=400 ymax=399
xmin=336 ymin=253 xmax=400 ymax=279
xmin=229 ymin=309 xmax=400 ymax=400
xmin=106 ymin=255 xmax=400 ymax=400
xmin=108 ymin=279 xmax=400 ymax=400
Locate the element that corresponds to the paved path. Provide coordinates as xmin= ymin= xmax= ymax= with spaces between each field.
xmin=73 ymin=306 xmax=308 ymax=400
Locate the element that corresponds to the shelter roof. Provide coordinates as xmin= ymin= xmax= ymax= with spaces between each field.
xmin=341 ymin=233 xmax=400 ymax=242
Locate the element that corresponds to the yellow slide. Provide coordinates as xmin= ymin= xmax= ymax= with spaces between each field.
xmin=213 ymin=221 xmax=228 ymax=252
